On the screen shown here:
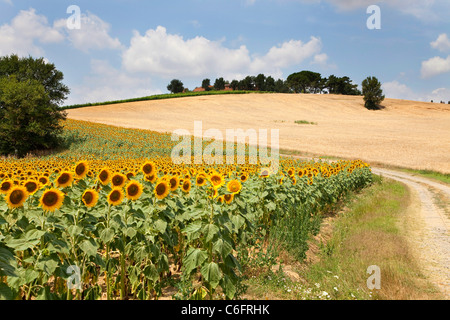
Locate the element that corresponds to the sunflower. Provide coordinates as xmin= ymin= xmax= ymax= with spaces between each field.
xmin=107 ymin=188 xmax=124 ymax=206
xmin=207 ymin=187 xmax=219 ymax=199
xmin=154 ymin=180 xmax=170 ymax=200
xmin=209 ymin=173 xmax=224 ymax=188
xmin=224 ymin=193 xmax=234 ymax=204
xmin=40 ymin=188 xmax=65 ymax=212
xmin=168 ymin=176 xmax=179 ymax=191
xmin=226 ymin=179 xmax=242 ymax=194
xmin=195 ymin=173 xmax=207 ymax=187
xmin=125 ymin=181 xmax=143 ymax=201
xmin=5 ymin=186 xmax=28 ymax=209
xmin=23 ymin=179 xmax=40 ymax=195
xmin=181 ymin=179 xmax=191 ymax=193
xmin=98 ymin=167 xmax=112 ymax=185
xmin=291 ymin=177 xmax=297 ymax=186
xmin=239 ymin=172 xmax=249 ymax=183
xmin=144 ymin=174 xmax=157 ymax=183
xmin=141 ymin=161 xmax=156 ymax=176
xmin=55 ymin=171 xmax=73 ymax=188
xmin=111 ymin=173 xmax=127 ymax=188
xmin=38 ymin=176 xmax=49 ymax=186
xmin=0 ymin=179 xmax=13 ymax=194
xmin=74 ymin=161 xmax=89 ymax=179
xmin=82 ymin=189 xmax=99 ymax=208
xmin=217 ymin=195 xmax=224 ymax=204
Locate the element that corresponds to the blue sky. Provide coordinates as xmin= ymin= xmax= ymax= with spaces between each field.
xmin=1 ymin=0 xmax=449 ymax=105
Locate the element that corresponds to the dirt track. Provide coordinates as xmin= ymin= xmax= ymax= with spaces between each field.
xmin=66 ymin=93 xmax=450 ymax=173
xmin=371 ymin=168 xmax=449 ymax=298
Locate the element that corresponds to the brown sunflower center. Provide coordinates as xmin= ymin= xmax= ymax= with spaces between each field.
xmin=83 ymin=191 xmax=94 ymax=204
xmin=10 ymin=189 xmax=25 ymax=205
xmin=112 ymin=175 xmax=124 ymax=186
xmin=1 ymin=181 xmax=11 ymax=191
xmin=75 ymin=163 xmax=86 ymax=176
xmin=127 ymin=184 xmax=139 ymax=196
xmin=109 ymin=190 xmax=121 ymax=202
xmin=156 ymin=183 xmax=167 ymax=196
xmin=58 ymin=173 xmax=70 ymax=184
xmin=25 ymin=181 xmax=38 ymax=193
xmin=99 ymin=170 xmax=109 ymax=182
xmin=43 ymin=191 xmax=58 ymax=206
xmin=143 ymin=164 xmax=153 ymax=175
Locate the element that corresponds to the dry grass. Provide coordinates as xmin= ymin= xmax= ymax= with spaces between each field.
xmin=66 ymin=93 xmax=450 ymax=173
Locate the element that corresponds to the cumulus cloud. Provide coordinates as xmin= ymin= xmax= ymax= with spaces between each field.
xmin=431 ymin=33 xmax=450 ymax=53
xmin=122 ymin=26 xmax=324 ymax=80
xmin=0 ymin=8 xmax=64 ymax=56
xmin=382 ymin=81 xmax=421 ymax=100
xmin=66 ymin=59 xmax=161 ymax=105
xmin=54 ymin=11 xmax=122 ymax=53
xmin=427 ymin=87 xmax=450 ymax=102
xmin=421 ymin=55 xmax=450 ymax=78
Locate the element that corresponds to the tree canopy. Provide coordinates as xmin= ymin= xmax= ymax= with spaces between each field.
xmin=362 ymin=76 xmax=385 ymax=110
xmin=0 ymin=55 xmax=69 ymax=157
xmin=167 ymin=79 xmax=184 ymax=93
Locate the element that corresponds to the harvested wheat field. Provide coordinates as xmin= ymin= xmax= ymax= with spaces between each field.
xmin=66 ymin=93 xmax=450 ymax=173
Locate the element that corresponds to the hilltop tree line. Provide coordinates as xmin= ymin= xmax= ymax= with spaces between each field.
xmin=167 ymin=70 xmax=362 ymax=95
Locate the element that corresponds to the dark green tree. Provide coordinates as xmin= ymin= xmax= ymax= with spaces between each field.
xmin=286 ymin=70 xmax=322 ymax=93
xmin=0 ymin=76 xmax=66 ymax=157
xmin=167 ymin=79 xmax=184 ymax=93
xmin=265 ymin=76 xmax=275 ymax=92
xmin=230 ymin=80 xmax=239 ymax=91
xmin=362 ymin=76 xmax=385 ymax=110
xmin=274 ymin=79 xmax=289 ymax=93
xmin=0 ymin=54 xmax=70 ymax=106
xmin=0 ymin=55 xmax=69 ymax=157
xmin=201 ymin=78 xmax=211 ymax=91
xmin=213 ymin=77 xmax=225 ymax=91
xmin=254 ymin=73 xmax=266 ymax=91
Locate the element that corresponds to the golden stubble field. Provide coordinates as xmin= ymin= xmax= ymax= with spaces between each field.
xmin=66 ymin=93 xmax=450 ymax=173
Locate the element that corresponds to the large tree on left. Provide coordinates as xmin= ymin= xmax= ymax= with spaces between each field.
xmin=0 ymin=55 xmax=69 ymax=157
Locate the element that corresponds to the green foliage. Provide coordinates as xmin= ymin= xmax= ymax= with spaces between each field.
xmin=201 ymin=78 xmax=211 ymax=91
xmin=362 ymin=76 xmax=385 ymax=110
xmin=0 ymin=54 xmax=69 ymax=157
xmin=213 ymin=77 xmax=225 ymax=91
xmin=325 ymin=75 xmax=361 ymax=95
xmin=0 ymin=76 xmax=66 ymax=157
xmin=0 ymin=54 xmax=70 ymax=105
xmin=287 ymin=70 xmax=322 ymax=93
xmin=167 ymin=79 xmax=184 ymax=94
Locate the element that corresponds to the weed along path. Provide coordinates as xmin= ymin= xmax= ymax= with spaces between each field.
xmin=370 ymin=168 xmax=449 ymax=298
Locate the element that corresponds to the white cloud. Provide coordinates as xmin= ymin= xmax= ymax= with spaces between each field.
xmin=427 ymin=87 xmax=450 ymax=103
xmin=0 ymin=8 xmax=64 ymax=56
xmin=421 ymin=55 xmax=450 ymax=78
xmin=66 ymin=59 xmax=161 ymax=105
xmin=122 ymin=26 xmax=324 ymax=80
xmin=431 ymin=33 xmax=450 ymax=53
xmin=54 ymin=11 xmax=122 ymax=53
xmin=382 ymin=81 xmax=421 ymax=100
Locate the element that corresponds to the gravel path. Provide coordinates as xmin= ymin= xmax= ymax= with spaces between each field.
xmin=371 ymin=168 xmax=449 ymax=298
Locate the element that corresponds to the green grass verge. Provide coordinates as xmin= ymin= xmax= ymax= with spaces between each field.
xmin=61 ymin=90 xmax=267 ymax=110
xmin=243 ymin=175 xmax=443 ymax=300
xmin=400 ymin=168 xmax=450 ymax=185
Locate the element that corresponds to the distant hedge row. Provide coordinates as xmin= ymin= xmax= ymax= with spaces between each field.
xmin=61 ymin=90 xmax=259 ymax=110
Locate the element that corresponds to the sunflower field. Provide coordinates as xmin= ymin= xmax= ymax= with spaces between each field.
xmin=0 ymin=119 xmax=373 ymax=300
